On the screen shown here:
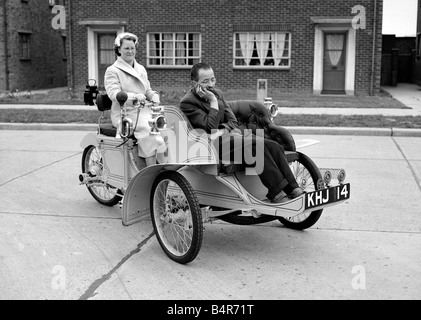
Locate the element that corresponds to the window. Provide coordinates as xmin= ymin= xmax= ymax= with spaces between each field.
xmin=147 ymin=32 xmax=201 ymax=68
xmin=19 ymin=33 xmax=31 ymax=60
xmin=233 ymin=32 xmax=291 ymax=68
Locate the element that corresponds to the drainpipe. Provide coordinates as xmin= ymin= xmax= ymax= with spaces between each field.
xmin=3 ymin=0 xmax=9 ymax=90
xmin=370 ymin=0 xmax=378 ymax=96
xmin=68 ymin=0 xmax=74 ymax=92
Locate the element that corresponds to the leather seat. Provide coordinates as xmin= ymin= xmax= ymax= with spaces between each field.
xmin=95 ymin=93 xmax=117 ymax=137
xmin=99 ymin=123 xmax=117 ymax=137
xmin=226 ymin=100 xmax=296 ymax=152
xmin=220 ymin=100 xmax=298 ymax=173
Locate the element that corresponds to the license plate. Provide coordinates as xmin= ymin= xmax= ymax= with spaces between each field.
xmin=305 ymin=183 xmax=350 ymax=209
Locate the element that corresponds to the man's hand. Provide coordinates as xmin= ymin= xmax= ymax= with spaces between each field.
xmin=196 ymin=85 xmax=217 ymax=102
xmin=209 ymin=128 xmax=226 ymax=140
xmin=230 ymin=128 xmax=243 ymax=136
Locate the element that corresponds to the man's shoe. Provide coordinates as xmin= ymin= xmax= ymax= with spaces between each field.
xmin=290 ymin=187 xmax=305 ymax=199
xmin=271 ymin=191 xmax=289 ymax=203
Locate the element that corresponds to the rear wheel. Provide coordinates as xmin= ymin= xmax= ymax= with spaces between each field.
xmin=277 ymin=152 xmax=323 ymax=230
xmin=150 ymin=171 xmax=203 ymax=264
xmin=218 ymin=152 xmax=323 ymax=229
xmin=81 ymin=145 xmax=121 ymax=206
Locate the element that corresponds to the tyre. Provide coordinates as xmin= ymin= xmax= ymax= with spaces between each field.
xmin=277 ymin=152 xmax=323 ymax=230
xmin=81 ymin=145 xmax=121 ymax=206
xmin=150 ymin=171 xmax=203 ymax=264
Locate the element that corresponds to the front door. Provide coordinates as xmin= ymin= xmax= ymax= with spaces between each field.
xmin=97 ymin=33 xmax=117 ymax=90
xmin=322 ymin=33 xmax=346 ymax=94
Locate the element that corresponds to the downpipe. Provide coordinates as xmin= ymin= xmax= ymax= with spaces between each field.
xmin=370 ymin=0 xmax=378 ymax=96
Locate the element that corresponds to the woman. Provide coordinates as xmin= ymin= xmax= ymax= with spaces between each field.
xmin=104 ymin=32 xmax=166 ymax=166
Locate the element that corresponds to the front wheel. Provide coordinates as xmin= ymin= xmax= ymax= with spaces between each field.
xmin=277 ymin=152 xmax=323 ymax=230
xmin=150 ymin=171 xmax=203 ymax=264
xmin=81 ymin=145 xmax=121 ymax=206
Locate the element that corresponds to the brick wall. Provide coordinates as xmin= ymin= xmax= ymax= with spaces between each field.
xmin=68 ymin=0 xmax=383 ymax=96
xmin=0 ymin=1 xmax=5 ymax=90
xmin=1 ymin=0 xmax=67 ymax=91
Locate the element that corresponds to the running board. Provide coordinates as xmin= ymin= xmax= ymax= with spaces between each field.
xmin=214 ymin=174 xmax=350 ymax=219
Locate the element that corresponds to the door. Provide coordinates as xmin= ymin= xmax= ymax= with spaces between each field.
xmin=322 ymin=33 xmax=346 ymax=94
xmin=97 ymin=33 xmax=117 ymax=89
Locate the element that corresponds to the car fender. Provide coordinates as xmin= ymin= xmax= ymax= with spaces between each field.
xmin=122 ymin=164 xmax=184 ymax=226
xmin=122 ymin=163 xmax=218 ymax=226
xmin=80 ymin=132 xmax=98 ymax=149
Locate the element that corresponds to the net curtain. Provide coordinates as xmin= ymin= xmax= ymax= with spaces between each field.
xmin=239 ymin=33 xmax=286 ymax=66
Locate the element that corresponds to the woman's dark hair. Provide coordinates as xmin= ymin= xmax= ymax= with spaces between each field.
xmin=190 ymin=62 xmax=212 ymax=81
xmin=114 ymin=35 xmax=138 ymax=56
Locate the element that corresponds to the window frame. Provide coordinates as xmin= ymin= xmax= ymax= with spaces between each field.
xmin=232 ymin=31 xmax=292 ymax=70
xmin=146 ymin=32 xmax=202 ymax=69
xmin=18 ymin=32 xmax=31 ymax=60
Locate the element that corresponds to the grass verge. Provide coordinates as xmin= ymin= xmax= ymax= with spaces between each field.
xmin=1 ymin=108 xmax=421 ymax=128
xmin=0 ymin=87 xmax=409 ymax=109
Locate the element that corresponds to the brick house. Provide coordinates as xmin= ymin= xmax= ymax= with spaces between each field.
xmin=66 ymin=0 xmax=383 ymax=96
xmin=381 ymin=35 xmax=416 ymax=86
xmin=414 ymin=0 xmax=421 ymax=85
xmin=0 ymin=0 xmax=67 ymax=92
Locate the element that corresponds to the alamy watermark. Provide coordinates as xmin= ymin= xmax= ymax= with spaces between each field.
xmin=51 ymin=5 xmax=65 ymax=30
xmin=351 ymin=265 xmax=366 ymax=290
xmin=51 ymin=265 xmax=66 ymax=290
xmin=157 ymin=123 xmax=266 ymax=176
xmin=352 ymin=5 xmax=366 ymax=30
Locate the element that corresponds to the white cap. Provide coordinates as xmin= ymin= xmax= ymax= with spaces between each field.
xmin=114 ymin=32 xmax=139 ymax=47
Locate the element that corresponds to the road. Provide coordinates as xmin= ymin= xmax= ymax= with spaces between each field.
xmin=0 ymin=130 xmax=420 ymax=301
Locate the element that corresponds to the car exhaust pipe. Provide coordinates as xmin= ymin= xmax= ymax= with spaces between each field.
xmin=79 ymin=165 xmax=102 ymax=184
xmin=79 ymin=173 xmax=92 ymax=184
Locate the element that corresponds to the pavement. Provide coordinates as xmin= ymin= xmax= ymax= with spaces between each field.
xmin=0 ymin=131 xmax=420 ymax=301
xmin=1 ymin=83 xmax=421 ymax=136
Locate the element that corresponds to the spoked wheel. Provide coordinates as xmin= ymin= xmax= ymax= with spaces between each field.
xmin=150 ymin=171 xmax=203 ymax=264
xmin=278 ymin=151 xmax=323 ymax=230
xmin=81 ymin=145 xmax=121 ymax=206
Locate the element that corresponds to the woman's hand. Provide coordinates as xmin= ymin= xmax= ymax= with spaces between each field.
xmin=151 ymin=93 xmax=160 ymax=106
xmin=134 ymin=93 xmax=146 ymax=105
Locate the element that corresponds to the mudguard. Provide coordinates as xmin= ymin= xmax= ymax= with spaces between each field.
xmin=80 ymin=132 xmax=98 ymax=149
xmin=121 ymin=163 xmax=217 ymax=226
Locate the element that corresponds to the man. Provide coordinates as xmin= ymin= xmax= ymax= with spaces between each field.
xmin=179 ymin=63 xmax=304 ymax=203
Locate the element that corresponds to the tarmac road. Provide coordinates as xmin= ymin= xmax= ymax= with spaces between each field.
xmin=0 ymin=130 xmax=420 ymax=301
